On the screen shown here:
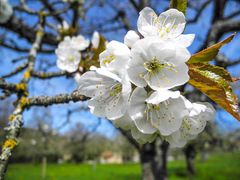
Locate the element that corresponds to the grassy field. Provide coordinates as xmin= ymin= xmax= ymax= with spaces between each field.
xmin=6 ymin=152 xmax=240 ymax=180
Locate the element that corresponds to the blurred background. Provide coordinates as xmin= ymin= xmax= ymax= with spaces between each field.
xmin=0 ymin=0 xmax=240 ymax=179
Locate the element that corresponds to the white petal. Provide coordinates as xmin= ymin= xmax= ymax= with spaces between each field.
xmin=95 ymin=67 xmax=122 ymax=82
xmin=124 ymin=30 xmax=140 ymax=48
xmin=165 ymin=130 xmax=188 ymax=148
xmin=112 ymin=114 xmax=133 ymax=131
xmin=99 ymin=41 xmax=130 ymax=73
xmin=183 ymin=102 xmax=215 ymax=135
xmin=175 ymin=34 xmax=195 ymax=47
xmin=158 ymin=9 xmax=186 ymax=38
xmin=77 ymin=71 xmax=114 ymax=97
xmin=127 ymin=38 xmax=153 ymax=87
xmin=92 ymin=31 xmax=100 ymax=49
xmin=147 ymin=63 xmax=189 ymax=90
xmin=152 ymin=96 xmax=188 ymax=136
xmin=106 ymin=95 xmax=126 ymax=120
xmin=127 ymin=66 xmax=147 ymax=87
xmin=56 ymin=49 xmax=81 ymax=73
xmin=131 ymin=126 xmax=157 ymax=144
xmin=71 ymin=35 xmax=90 ymax=51
xmin=137 ymin=7 xmax=159 ymax=37
xmin=146 ymin=90 xmax=180 ymax=104
xmin=195 ymin=102 xmax=215 ymax=122
xmin=129 ymin=87 xmax=157 ymax=134
xmin=88 ymin=98 xmax=106 ymax=117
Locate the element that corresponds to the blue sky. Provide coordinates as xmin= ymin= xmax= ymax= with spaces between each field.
xmin=0 ymin=0 xmax=240 ymax=138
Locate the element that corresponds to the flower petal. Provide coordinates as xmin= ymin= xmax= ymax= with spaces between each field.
xmin=124 ymin=30 xmax=140 ymax=48
xmin=158 ymin=8 xmax=186 ymax=38
xmin=146 ymin=63 xmax=189 ymax=90
xmin=77 ymin=71 xmax=114 ymax=97
xmin=153 ymin=96 xmax=188 ymax=136
xmin=113 ymin=114 xmax=133 ymax=131
xmin=137 ymin=7 xmax=159 ymax=37
xmin=175 ymin=34 xmax=195 ymax=47
xmin=131 ymin=126 xmax=157 ymax=144
xmin=129 ymin=87 xmax=157 ymax=134
xmin=146 ymin=90 xmax=180 ymax=104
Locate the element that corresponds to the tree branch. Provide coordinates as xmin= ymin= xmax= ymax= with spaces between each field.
xmin=28 ymin=91 xmax=88 ymax=107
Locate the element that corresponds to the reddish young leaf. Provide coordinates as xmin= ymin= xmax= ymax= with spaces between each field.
xmin=188 ymin=64 xmax=240 ymax=121
xmin=188 ymin=33 xmax=235 ymax=64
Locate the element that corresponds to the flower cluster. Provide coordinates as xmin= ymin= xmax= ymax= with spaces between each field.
xmin=0 ymin=0 xmax=13 ymax=23
xmin=76 ymin=7 xmax=215 ymax=147
xmin=56 ymin=31 xmax=100 ymax=73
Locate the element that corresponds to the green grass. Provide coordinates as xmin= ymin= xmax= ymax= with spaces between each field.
xmin=6 ymin=152 xmax=240 ymax=180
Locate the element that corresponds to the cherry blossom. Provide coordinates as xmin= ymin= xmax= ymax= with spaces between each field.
xmin=99 ymin=41 xmax=130 ymax=73
xmin=71 ymin=35 xmax=90 ymax=51
xmin=78 ymin=68 xmax=131 ymax=120
xmin=129 ymin=87 xmax=189 ymax=136
xmin=127 ymin=37 xmax=190 ymax=90
xmin=165 ymin=101 xmax=215 ymax=147
xmin=137 ymin=7 xmax=195 ymax=47
xmin=56 ymin=37 xmax=81 ymax=72
xmin=124 ymin=30 xmax=140 ymax=48
xmin=56 ymin=35 xmax=90 ymax=72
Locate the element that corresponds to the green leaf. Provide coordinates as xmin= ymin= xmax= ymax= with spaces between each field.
xmin=188 ymin=63 xmax=240 ymax=121
xmin=188 ymin=34 xmax=235 ymax=64
xmin=170 ymin=0 xmax=187 ymax=14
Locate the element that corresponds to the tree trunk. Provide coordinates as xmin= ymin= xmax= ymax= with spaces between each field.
xmin=184 ymin=144 xmax=196 ymax=175
xmin=140 ymin=139 xmax=169 ymax=180
xmin=41 ymin=156 xmax=47 ymax=180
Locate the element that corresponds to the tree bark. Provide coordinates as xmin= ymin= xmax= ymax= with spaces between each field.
xmin=140 ymin=139 xmax=169 ymax=180
xmin=184 ymin=144 xmax=196 ymax=175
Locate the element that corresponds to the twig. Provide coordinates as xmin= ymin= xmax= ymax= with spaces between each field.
xmin=0 ymin=13 xmax=45 ymax=180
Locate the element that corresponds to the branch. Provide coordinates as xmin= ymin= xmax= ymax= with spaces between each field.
xmin=188 ymin=0 xmax=211 ymax=23
xmin=225 ymin=9 xmax=240 ymax=19
xmin=1 ymin=16 xmax=58 ymax=46
xmin=1 ymin=62 xmax=28 ymax=78
xmin=129 ymin=0 xmax=141 ymax=12
xmin=28 ymin=91 xmax=88 ymax=107
xmin=0 ymin=14 xmax=45 ymax=179
xmin=0 ymin=79 xmax=25 ymax=94
xmin=31 ymin=71 xmax=67 ymax=79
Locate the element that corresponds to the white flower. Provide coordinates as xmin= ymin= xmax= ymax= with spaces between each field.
xmin=71 ymin=35 xmax=90 ymax=51
xmin=165 ymin=101 xmax=215 ymax=147
xmin=0 ymin=0 xmax=13 ymax=23
xmin=92 ymin=31 xmax=100 ymax=49
xmin=129 ymin=87 xmax=189 ymax=136
xmin=99 ymin=41 xmax=130 ymax=74
xmin=137 ymin=7 xmax=195 ymax=47
xmin=78 ymin=68 xmax=131 ymax=120
xmin=56 ymin=37 xmax=81 ymax=72
xmin=124 ymin=30 xmax=140 ymax=48
xmin=127 ymin=37 xmax=190 ymax=90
